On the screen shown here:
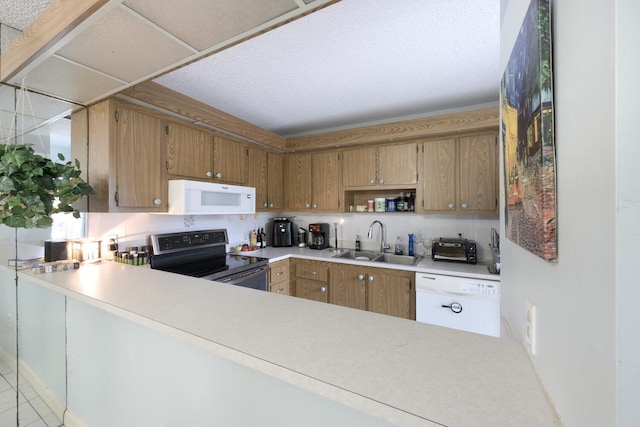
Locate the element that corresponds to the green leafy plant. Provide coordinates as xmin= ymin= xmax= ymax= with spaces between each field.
xmin=0 ymin=144 xmax=93 ymax=228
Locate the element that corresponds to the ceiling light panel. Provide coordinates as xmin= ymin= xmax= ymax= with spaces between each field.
xmin=10 ymin=56 xmax=124 ymax=104
xmin=123 ymin=0 xmax=299 ymax=51
xmin=54 ymin=5 xmax=195 ymax=83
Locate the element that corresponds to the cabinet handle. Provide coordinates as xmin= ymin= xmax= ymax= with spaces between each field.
xmin=320 ymin=286 xmax=327 ymax=293
xmin=205 ymin=171 xmax=212 ymax=177
xmin=368 ymin=275 xmax=374 ymax=282
xmin=461 ymin=202 xmax=468 ymax=209
xmin=369 ymin=179 xmax=376 ymax=185
xmin=263 ymin=202 xmax=268 ymax=208
xmin=357 ymin=274 xmax=364 ymax=280
xmin=448 ymin=203 xmax=454 ymax=209
xmin=378 ymin=178 xmax=384 ymax=184
xmin=215 ymin=172 xmax=222 ymax=179
xmin=312 ymin=203 xmax=318 ymax=209
xmin=306 ymin=271 xmax=317 ymax=276
xmin=269 ymin=203 xmax=274 ymax=208
xmin=276 ymin=271 xmax=284 ymax=276
xmin=276 ymin=287 xmax=283 ymax=293
xmin=153 ymin=199 xmax=162 ymax=206
xmin=305 ymin=203 xmax=311 ymax=208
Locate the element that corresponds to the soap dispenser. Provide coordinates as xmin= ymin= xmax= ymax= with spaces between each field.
xmin=394 ymin=236 xmax=403 ymax=255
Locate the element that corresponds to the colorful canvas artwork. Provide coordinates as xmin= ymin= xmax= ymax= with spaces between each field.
xmin=501 ymin=0 xmax=557 ymax=262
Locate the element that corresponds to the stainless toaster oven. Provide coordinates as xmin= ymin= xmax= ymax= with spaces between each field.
xmin=432 ymin=237 xmax=478 ymax=264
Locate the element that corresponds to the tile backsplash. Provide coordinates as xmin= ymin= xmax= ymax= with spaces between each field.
xmin=85 ymin=211 xmax=498 ymax=263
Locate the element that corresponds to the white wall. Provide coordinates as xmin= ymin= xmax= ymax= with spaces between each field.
xmin=500 ymin=0 xmax=625 ymax=425
xmin=615 ymin=0 xmax=640 ymax=424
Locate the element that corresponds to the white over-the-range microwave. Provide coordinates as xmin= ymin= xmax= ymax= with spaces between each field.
xmin=167 ymin=179 xmax=256 ymax=215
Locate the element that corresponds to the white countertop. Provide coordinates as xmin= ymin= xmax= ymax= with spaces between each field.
xmin=239 ymin=246 xmax=500 ymax=281
xmin=2 ymin=250 xmax=558 ymax=426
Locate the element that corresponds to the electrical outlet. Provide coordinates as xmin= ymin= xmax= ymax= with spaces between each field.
xmin=525 ymin=300 xmax=537 ymax=355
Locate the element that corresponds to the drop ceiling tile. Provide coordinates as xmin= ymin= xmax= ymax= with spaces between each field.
xmin=55 ymin=5 xmax=194 ymax=83
xmin=123 ymin=0 xmax=298 ymax=51
xmin=10 ymin=56 xmax=124 ymax=105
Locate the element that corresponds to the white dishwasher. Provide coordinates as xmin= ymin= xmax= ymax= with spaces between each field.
xmin=415 ymin=273 xmax=500 ymax=337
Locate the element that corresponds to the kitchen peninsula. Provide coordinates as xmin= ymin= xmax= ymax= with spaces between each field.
xmin=0 ymin=254 xmax=559 ymax=427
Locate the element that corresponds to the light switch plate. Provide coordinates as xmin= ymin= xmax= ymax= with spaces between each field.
xmin=525 ymin=300 xmax=537 ymax=355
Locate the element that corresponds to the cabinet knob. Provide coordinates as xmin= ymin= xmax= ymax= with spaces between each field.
xmin=305 ymin=203 xmax=311 ymax=208
xmin=368 ymin=275 xmax=374 ymax=282
xmin=263 ymin=202 xmax=268 ymax=208
xmin=312 ymin=203 xmax=318 ymax=209
xmin=215 ymin=172 xmax=222 ymax=179
xmin=153 ymin=199 xmax=162 ymax=206
xmin=269 ymin=203 xmax=274 ymax=208
xmin=370 ymin=179 xmax=376 ymax=185
xmin=378 ymin=178 xmax=384 ymax=184
xmin=448 ymin=203 xmax=454 ymax=209
xmin=205 ymin=171 xmax=212 ymax=177
xmin=461 ymin=202 xmax=468 ymax=209
xmin=357 ymin=274 xmax=364 ymax=280
xmin=307 ymin=271 xmax=317 ymax=276
xmin=320 ymin=286 xmax=327 ymax=293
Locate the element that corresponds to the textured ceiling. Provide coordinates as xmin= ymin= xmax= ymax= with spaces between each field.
xmin=154 ymin=0 xmax=501 ymax=136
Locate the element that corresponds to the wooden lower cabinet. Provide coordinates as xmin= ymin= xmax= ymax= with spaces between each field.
xmin=268 ymin=259 xmax=290 ymax=295
xmin=291 ymin=259 xmax=415 ymax=320
xmin=291 ymin=259 xmax=330 ymax=303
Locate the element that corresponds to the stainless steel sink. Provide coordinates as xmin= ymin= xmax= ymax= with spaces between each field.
xmin=334 ymin=250 xmax=422 ymax=266
xmin=376 ymin=253 xmax=423 ymax=266
xmin=333 ymin=250 xmax=383 ymax=262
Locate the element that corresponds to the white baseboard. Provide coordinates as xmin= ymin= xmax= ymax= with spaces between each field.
xmin=0 ymin=347 xmax=86 ymax=427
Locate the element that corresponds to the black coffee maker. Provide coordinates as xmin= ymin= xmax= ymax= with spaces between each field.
xmin=272 ymin=218 xmax=293 ymax=247
xmin=309 ymin=223 xmax=330 ymax=250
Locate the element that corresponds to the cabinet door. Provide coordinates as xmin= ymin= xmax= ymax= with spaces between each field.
xmin=329 ymin=264 xmax=367 ymax=310
xmin=311 ymin=151 xmax=341 ymax=210
xmin=284 ymin=153 xmax=312 ymax=210
xmin=213 ymin=136 xmax=247 ymax=184
xmin=115 ymin=107 xmax=166 ymax=210
xmin=294 ymin=278 xmax=329 ymax=302
xmin=247 ymin=147 xmax=269 ymax=209
xmin=377 ymin=143 xmax=417 ymax=186
xmin=459 ymin=134 xmax=498 ymax=213
xmin=267 ymin=151 xmax=284 ymax=210
xmin=342 ymin=146 xmax=377 ymax=187
xmin=166 ymin=122 xmax=213 ymax=180
xmin=422 ymin=138 xmax=456 ymax=211
xmin=367 ymin=268 xmax=414 ymax=320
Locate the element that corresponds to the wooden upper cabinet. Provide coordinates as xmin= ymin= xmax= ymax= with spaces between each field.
xmin=459 ymin=134 xmax=497 ymax=212
xmin=114 ymin=107 xmax=167 ymax=211
xmin=79 ymin=99 xmax=167 ymax=212
xmin=284 ymin=151 xmax=341 ymax=211
xmin=342 ymin=143 xmax=417 ymax=188
xmin=284 ymin=153 xmax=312 ymax=211
xmin=213 ymin=136 xmax=247 ymax=185
xmin=311 ymin=151 xmax=341 ymax=211
xmin=248 ymin=147 xmax=283 ymax=211
xmin=165 ymin=122 xmax=213 ymax=180
xmin=422 ymin=138 xmax=457 ymax=211
xmin=420 ymin=133 xmax=498 ymax=214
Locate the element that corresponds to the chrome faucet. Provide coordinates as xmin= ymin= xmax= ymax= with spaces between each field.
xmin=368 ymin=220 xmax=390 ymax=253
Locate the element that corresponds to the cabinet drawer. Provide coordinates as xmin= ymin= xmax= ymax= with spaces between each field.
xmin=269 ymin=262 xmax=289 ymax=285
xmin=295 ymin=261 xmax=328 ymax=282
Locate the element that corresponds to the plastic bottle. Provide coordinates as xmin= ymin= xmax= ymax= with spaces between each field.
xmin=394 ymin=236 xmax=403 ymax=255
xmin=355 ymin=234 xmax=361 ymax=251
xmin=408 ymin=233 xmax=414 ymax=256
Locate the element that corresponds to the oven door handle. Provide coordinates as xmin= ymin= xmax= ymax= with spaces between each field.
xmin=217 ymin=267 xmax=268 ymax=285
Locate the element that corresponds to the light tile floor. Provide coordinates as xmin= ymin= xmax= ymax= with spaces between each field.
xmin=0 ymin=360 xmax=63 ymax=427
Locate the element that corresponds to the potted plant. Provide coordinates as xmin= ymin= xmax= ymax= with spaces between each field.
xmin=0 ymin=143 xmax=93 ymax=228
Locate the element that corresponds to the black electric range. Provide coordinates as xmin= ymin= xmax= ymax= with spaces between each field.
xmin=149 ymin=229 xmax=270 ymax=289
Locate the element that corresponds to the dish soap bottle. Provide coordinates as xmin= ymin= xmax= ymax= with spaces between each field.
xmin=355 ymin=234 xmax=361 ymax=251
xmin=394 ymin=236 xmax=403 ymax=255
xmin=408 ymin=233 xmax=414 ymax=256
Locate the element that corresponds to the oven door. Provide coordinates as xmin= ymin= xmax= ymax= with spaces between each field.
xmin=211 ymin=265 xmax=269 ymax=291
